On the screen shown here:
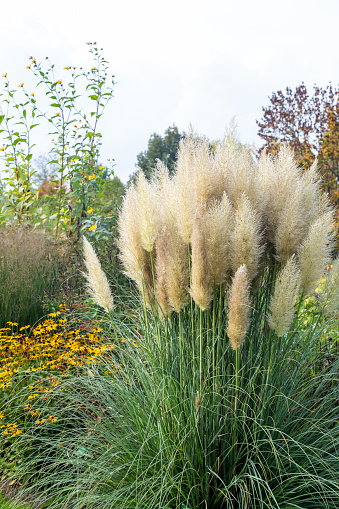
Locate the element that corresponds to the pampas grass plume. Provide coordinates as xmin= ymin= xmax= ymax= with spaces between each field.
xmin=268 ymin=256 xmax=300 ymax=336
xmin=172 ymin=137 xmax=196 ymax=243
xmin=155 ymin=229 xmax=171 ymax=316
xmin=190 ymin=212 xmax=212 ymax=310
xmin=274 ymin=186 xmax=306 ymax=264
xmin=165 ymin=226 xmax=189 ymax=313
xmin=227 ymin=264 xmax=251 ymax=350
xmin=298 ymin=211 xmax=336 ymax=295
xmin=258 ymin=145 xmax=300 ymax=243
xmin=231 ymin=194 xmax=264 ymax=281
xmin=117 ymin=185 xmax=148 ymax=293
xmin=135 ymin=171 xmax=159 ymax=252
xmin=204 ymin=192 xmax=234 ymax=286
xmin=83 ymin=236 xmax=114 ymax=313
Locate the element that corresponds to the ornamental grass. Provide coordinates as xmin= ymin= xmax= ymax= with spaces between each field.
xmin=9 ymin=133 xmax=339 ymax=508
xmin=0 ymin=229 xmax=68 ymax=328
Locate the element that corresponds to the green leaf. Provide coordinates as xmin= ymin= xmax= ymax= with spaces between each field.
xmin=0 ymin=115 xmax=4 ymax=124
xmin=12 ymin=138 xmax=26 ymax=146
xmin=89 ymin=94 xmax=98 ymax=100
xmin=50 ymin=103 xmax=61 ymax=107
xmin=25 ymin=154 xmax=33 ymax=161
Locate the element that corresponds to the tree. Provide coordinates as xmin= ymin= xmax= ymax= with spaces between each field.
xmin=128 ymin=124 xmax=184 ymax=185
xmin=33 ymin=153 xmax=58 ymax=187
xmin=257 ymin=83 xmax=339 ymax=170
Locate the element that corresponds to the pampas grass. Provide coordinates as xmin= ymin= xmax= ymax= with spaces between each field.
xmin=118 ymin=132 xmax=334 ymax=321
xmin=83 ymin=236 xmax=114 ymax=313
xmin=13 ymin=130 xmax=339 ymax=509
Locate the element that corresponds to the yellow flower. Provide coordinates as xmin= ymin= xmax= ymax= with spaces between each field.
xmin=89 ymin=224 xmax=97 ymax=231
xmin=31 ymin=93 xmax=34 ymax=97
xmin=27 ymin=65 xmax=31 ymax=69
xmin=2 ymin=73 xmax=7 ymax=78
xmin=57 ymin=80 xmax=62 ymax=84
xmin=55 ymin=112 xmax=60 ymax=116
xmin=0 ymin=148 xmax=4 ymax=152
xmin=86 ymin=42 xmax=91 ymax=45
xmin=99 ymin=165 xmax=105 ymax=170
xmin=88 ymin=174 xmax=95 ymax=180
xmin=19 ymin=83 xmax=24 ymax=87
xmin=0 ymin=412 xmax=4 ymax=419
xmin=88 ymin=208 xmax=94 ymax=214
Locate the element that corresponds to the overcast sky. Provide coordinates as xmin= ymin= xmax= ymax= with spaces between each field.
xmin=1 ymin=0 xmax=339 ymax=183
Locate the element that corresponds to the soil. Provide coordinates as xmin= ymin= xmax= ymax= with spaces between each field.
xmin=0 ymin=476 xmax=50 ymax=508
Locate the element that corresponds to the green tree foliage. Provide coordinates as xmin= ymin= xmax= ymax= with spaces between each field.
xmin=128 ymin=124 xmax=184 ymax=185
xmin=93 ymin=176 xmax=125 ymax=215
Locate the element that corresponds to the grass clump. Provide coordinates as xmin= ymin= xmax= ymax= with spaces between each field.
xmin=0 ymin=491 xmax=32 ymax=509
xmin=4 ymin=134 xmax=339 ymax=508
xmin=0 ymin=229 xmax=66 ymax=328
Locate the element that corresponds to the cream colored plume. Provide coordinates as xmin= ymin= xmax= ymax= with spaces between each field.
xmin=320 ymin=258 xmax=339 ymax=313
xmin=297 ymin=211 xmax=336 ymax=295
xmin=172 ymin=136 xmax=196 ymax=243
xmin=135 ymin=170 xmax=160 ymax=252
xmin=258 ymin=145 xmax=301 ymax=243
xmin=226 ymin=264 xmax=251 ymax=350
xmin=231 ymin=194 xmax=264 ymax=281
xmin=215 ymin=139 xmax=260 ymax=211
xmin=268 ymin=257 xmax=301 ymax=336
xmin=190 ymin=134 xmax=224 ymax=208
xmin=274 ymin=185 xmax=308 ymax=264
xmin=204 ymin=193 xmax=234 ymax=286
xmin=117 ymin=185 xmax=147 ymax=288
xmin=274 ymin=160 xmax=323 ymax=263
xmin=165 ymin=225 xmax=189 ymax=313
xmin=155 ymin=229 xmax=171 ymax=316
xmin=190 ymin=212 xmax=212 ymax=310
xmin=82 ymin=236 xmax=114 ymax=313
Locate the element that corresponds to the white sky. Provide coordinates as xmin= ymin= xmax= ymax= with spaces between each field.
xmin=1 ymin=0 xmax=339 ymax=183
